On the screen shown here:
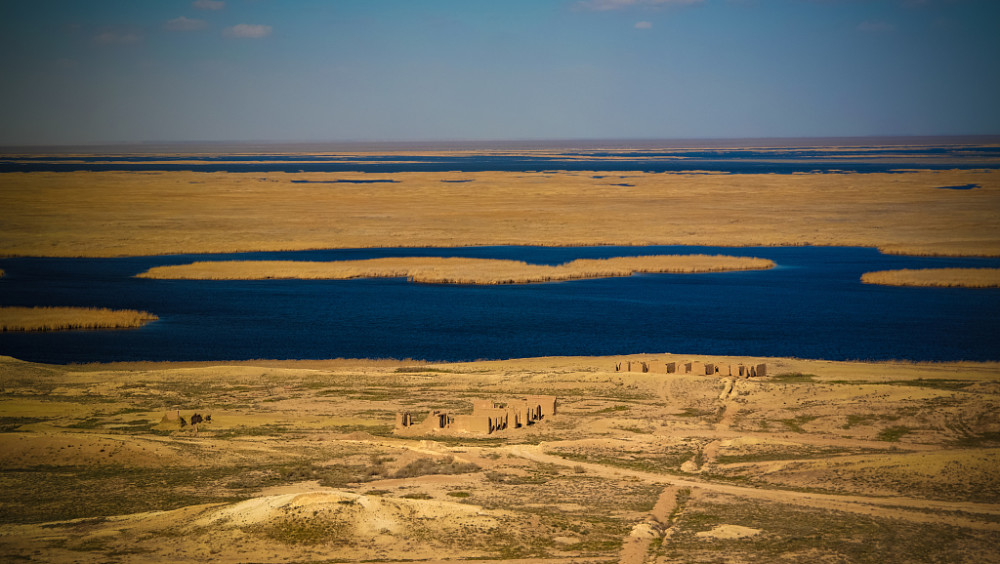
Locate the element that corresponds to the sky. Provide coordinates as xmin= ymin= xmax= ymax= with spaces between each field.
xmin=1 ymin=0 xmax=999 ymax=145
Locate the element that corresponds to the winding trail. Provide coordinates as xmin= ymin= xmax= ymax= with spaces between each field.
xmin=506 ymin=444 xmax=1000 ymax=532
xmin=619 ymin=486 xmax=680 ymax=564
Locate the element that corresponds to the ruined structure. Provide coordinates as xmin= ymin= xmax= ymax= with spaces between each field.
xmin=616 ymin=360 xmax=679 ymax=373
xmin=395 ymin=395 xmax=557 ymax=436
xmin=157 ymin=411 xmax=212 ymax=430
xmin=616 ymin=359 xmax=766 ymax=378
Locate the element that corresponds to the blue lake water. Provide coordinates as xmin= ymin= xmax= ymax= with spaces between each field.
xmin=3 ymin=143 xmax=999 ymax=174
xmin=1 ymin=246 xmax=999 ymax=364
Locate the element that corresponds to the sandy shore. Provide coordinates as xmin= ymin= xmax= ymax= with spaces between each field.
xmin=2 ymin=168 xmax=998 ymax=257
xmin=1 ymin=353 xmax=998 ymax=562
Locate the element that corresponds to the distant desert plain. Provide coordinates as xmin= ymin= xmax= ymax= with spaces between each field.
xmin=1 ymin=147 xmax=999 ymax=562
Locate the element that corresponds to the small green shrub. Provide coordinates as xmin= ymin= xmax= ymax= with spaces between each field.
xmin=878 ymin=426 xmax=912 ymax=442
xmin=772 ymin=373 xmax=816 ymax=383
xmin=392 ymin=456 xmax=480 ymax=478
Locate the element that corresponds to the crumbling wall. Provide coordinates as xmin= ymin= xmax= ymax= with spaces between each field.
xmin=395 ymin=412 xmax=412 ymax=428
xmin=528 ymin=395 xmax=557 ymax=417
xmin=613 ymin=358 xmax=765 ymax=380
xmin=395 ymin=395 xmax=556 ymax=436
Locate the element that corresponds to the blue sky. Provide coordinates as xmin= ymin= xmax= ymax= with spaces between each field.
xmin=1 ymin=0 xmax=998 ymax=144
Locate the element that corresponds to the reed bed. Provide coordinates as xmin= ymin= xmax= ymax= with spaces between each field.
xmin=136 ymin=255 xmax=774 ymax=285
xmin=1 ymin=169 xmax=998 ymax=258
xmin=860 ymin=268 xmax=1000 ymax=288
xmin=0 ymin=307 xmax=159 ymax=332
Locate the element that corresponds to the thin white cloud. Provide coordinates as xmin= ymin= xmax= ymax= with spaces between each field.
xmin=193 ymin=0 xmax=225 ymax=10
xmin=857 ymin=20 xmax=896 ymax=32
xmin=634 ymin=21 xmax=653 ymax=29
xmin=577 ymin=0 xmax=702 ymax=11
xmin=223 ymin=24 xmax=273 ymax=39
xmin=165 ymin=16 xmax=208 ymax=32
xmin=94 ymin=31 xmax=142 ymax=44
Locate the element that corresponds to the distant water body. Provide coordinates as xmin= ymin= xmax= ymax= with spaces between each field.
xmin=1 ymin=246 xmax=998 ymax=364
xmin=2 ymin=139 xmax=999 ymax=175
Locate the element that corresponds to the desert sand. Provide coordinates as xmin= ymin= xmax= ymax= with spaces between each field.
xmin=135 ymin=255 xmax=775 ymax=284
xmin=1 ymin=354 xmax=998 ymax=562
xmin=861 ymin=268 xmax=1000 ymax=288
xmin=1 ymin=168 xmax=998 ymax=257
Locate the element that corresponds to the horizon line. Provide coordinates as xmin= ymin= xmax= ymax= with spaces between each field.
xmin=3 ymin=134 xmax=999 ymax=154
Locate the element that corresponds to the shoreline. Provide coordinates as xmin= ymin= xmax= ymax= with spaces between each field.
xmin=20 ymin=353 xmax=1000 ymax=374
xmin=2 ymin=242 xmax=1000 ymax=261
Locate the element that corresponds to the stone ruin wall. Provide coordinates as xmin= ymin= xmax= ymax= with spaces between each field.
xmin=615 ymin=359 xmax=766 ymax=378
xmin=395 ymin=395 xmax=557 ymax=436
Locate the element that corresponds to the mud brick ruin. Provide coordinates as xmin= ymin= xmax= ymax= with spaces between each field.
xmin=395 ymin=395 xmax=557 ymax=436
xmin=615 ymin=359 xmax=766 ymax=378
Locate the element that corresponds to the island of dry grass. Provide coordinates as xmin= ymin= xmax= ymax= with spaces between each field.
xmin=861 ymin=268 xmax=1000 ymax=288
xmin=136 ymin=254 xmax=775 ymax=284
xmin=0 ymin=306 xmax=158 ymax=331
xmin=1 ymin=168 xmax=998 ymax=258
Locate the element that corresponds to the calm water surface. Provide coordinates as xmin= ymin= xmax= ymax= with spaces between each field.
xmin=3 ymin=143 xmax=999 ymax=174
xmin=1 ymin=246 xmax=998 ymax=363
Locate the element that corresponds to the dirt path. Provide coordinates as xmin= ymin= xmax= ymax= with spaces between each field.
xmin=659 ymin=428 xmax=943 ymax=453
xmin=658 ymin=378 xmax=676 ymax=405
xmin=619 ymin=486 xmax=681 ymax=564
xmin=506 ymin=445 xmax=1000 ymax=532
xmin=619 ymin=525 xmax=657 ymax=564
xmin=650 ymin=486 xmax=679 ymax=523
xmin=714 ymin=401 xmax=736 ymax=433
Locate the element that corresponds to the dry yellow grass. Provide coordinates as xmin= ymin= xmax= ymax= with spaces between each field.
xmin=1 ymin=168 xmax=998 ymax=257
xmin=0 ymin=306 xmax=158 ymax=331
xmin=861 ymin=268 xmax=1000 ymax=288
xmin=136 ymin=255 xmax=775 ymax=284
xmin=1 ymin=353 xmax=999 ymax=562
